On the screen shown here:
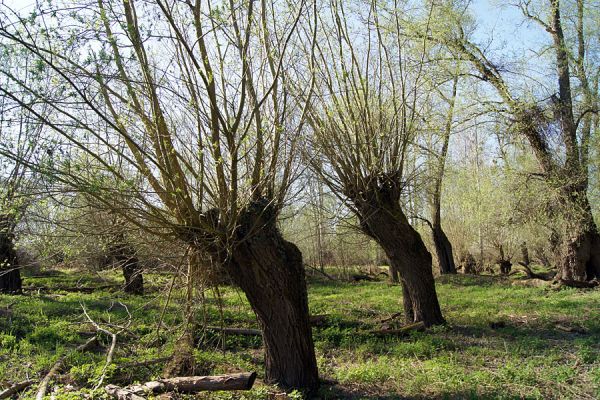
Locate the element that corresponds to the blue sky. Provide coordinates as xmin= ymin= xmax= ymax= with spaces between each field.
xmin=470 ymin=0 xmax=549 ymax=56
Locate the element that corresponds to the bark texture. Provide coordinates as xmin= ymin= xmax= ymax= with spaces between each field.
xmin=432 ymin=224 xmax=456 ymax=274
xmin=431 ymin=73 xmax=457 ymax=275
xmin=0 ymin=215 xmax=21 ymax=294
xmin=389 ymin=264 xmax=400 ymax=283
xmin=354 ymin=177 xmax=444 ymax=327
xmin=110 ymin=238 xmax=143 ymax=295
xmin=215 ymin=202 xmax=319 ymax=394
xmin=559 ymin=205 xmax=600 ymax=281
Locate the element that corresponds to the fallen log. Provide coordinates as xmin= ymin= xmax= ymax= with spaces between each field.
xmin=369 ymin=321 xmax=425 ymax=336
xmin=35 ymin=336 xmax=98 ymax=400
xmin=23 ymin=284 xmax=119 ymax=293
xmin=105 ymin=372 xmax=257 ymax=399
xmin=380 ymin=312 xmax=403 ymax=324
xmin=206 ymin=315 xmax=330 ymax=336
xmin=117 ymin=356 xmax=172 ymax=370
xmin=206 ymin=326 xmax=261 ymax=336
xmin=352 ymin=274 xmax=377 ymax=282
xmin=105 ymin=385 xmax=146 ymax=400
xmin=151 ymin=372 xmax=257 ymax=392
xmin=554 ymin=279 xmax=599 ymax=289
xmin=0 ymin=380 xmax=35 ymax=399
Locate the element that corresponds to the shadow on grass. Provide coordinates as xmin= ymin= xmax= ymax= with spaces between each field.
xmin=319 ymin=382 xmax=529 ymax=399
xmin=435 ymin=274 xmax=510 ymax=287
xmin=307 ymin=275 xmax=393 ymax=289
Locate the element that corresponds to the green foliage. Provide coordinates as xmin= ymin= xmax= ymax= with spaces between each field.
xmin=0 ymin=333 xmax=17 ymax=349
xmin=29 ymin=320 xmax=79 ymax=347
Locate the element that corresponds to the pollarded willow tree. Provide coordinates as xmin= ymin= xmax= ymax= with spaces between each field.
xmin=430 ymin=0 xmax=600 ymax=284
xmin=0 ymin=0 xmax=319 ymax=392
xmin=304 ymin=0 xmax=444 ymax=326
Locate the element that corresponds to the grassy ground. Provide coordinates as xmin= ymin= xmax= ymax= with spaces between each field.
xmin=0 ymin=268 xmax=599 ymax=399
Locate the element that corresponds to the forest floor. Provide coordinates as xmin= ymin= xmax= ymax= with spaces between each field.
xmin=0 ymin=267 xmax=599 ymax=399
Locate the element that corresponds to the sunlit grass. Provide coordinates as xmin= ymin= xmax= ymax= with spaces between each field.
xmin=0 ymin=268 xmax=598 ymax=399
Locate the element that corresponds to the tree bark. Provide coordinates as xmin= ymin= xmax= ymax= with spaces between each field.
xmin=559 ymin=195 xmax=600 ymax=281
xmin=357 ymin=194 xmax=444 ymax=327
xmin=0 ymin=215 xmax=21 ymax=294
xmin=389 ymin=264 xmax=400 ymax=283
xmin=432 ymin=224 xmax=456 ymax=274
xmin=111 ymin=238 xmax=143 ymax=295
xmin=431 ymin=72 xmax=458 ymax=275
xmin=215 ymin=203 xmax=319 ymax=395
xmin=401 ymin=280 xmax=414 ymax=323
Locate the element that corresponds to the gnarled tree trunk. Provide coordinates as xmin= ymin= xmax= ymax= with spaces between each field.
xmin=358 ymin=197 xmax=444 ymax=327
xmin=0 ymin=215 xmax=21 ymax=294
xmin=217 ymin=205 xmax=319 ymax=395
xmin=110 ymin=238 xmax=143 ymax=295
xmin=559 ymin=191 xmax=600 ymax=281
xmin=432 ymin=224 xmax=456 ymax=275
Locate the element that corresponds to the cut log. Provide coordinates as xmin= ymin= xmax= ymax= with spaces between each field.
xmin=0 ymin=380 xmax=35 ymax=399
xmin=206 ymin=326 xmax=262 ymax=336
xmin=352 ymin=274 xmax=377 ymax=282
xmin=105 ymin=372 xmax=257 ymax=399
xmin=152 ymin=372 xmax=257 ymax=392
xmin=105 ymin=384 xmax=146 ymax=400
xmin=23 ymin=284 xmax=118 ymax=293
xmin=117 ymin=356 xmax=172 ymax=370
xmin=369 ymin=321 xmax=426 ymax=336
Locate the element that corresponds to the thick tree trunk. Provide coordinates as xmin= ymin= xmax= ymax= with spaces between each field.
xmin=121 ymin=255 xmax=143 ymax=295
xmin=218 ymin=206 xmax=319 ymax=395
xmin=389 ymin=264 xmax=400 ymax=283
xmin=111 ymin=239 xmax=143 ymax=295
xmin=558 ymin=188 xmax=600 ymax=282
xmin=359 ymin=200 xmax=444 ymax=327
xmin=432 ymin=224 xmax=456 ymax=274
xmin=401 ymin=280 xmax=414 ymax=323
xmin=0 ymin=216 xmax=21 ymax=294
xmin=559 ymin=221 xmax=600 ymax=282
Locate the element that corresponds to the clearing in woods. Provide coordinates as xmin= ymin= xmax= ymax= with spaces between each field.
xmin=0 ymin=269 xmax=599 ymax=399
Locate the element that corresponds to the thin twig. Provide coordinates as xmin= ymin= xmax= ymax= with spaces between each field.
xmin=81 ymin=302 xmax=131 ymax=390
xmin=35 ymin=336 xmax=97 ymax=400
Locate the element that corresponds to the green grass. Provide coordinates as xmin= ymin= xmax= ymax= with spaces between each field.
xmin=1 ymin=269 xmax=599 ymax=399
